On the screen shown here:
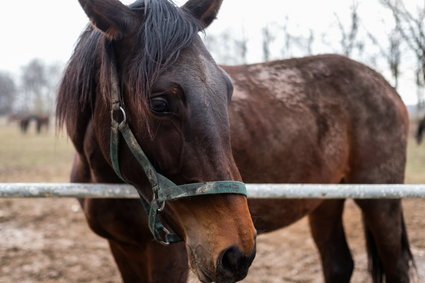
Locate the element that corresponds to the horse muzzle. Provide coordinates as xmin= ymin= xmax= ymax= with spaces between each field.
xmin=215 ymin=244 xmax=257 ymax=283
xmin=188 ymin=238 xmax=256 ymax=283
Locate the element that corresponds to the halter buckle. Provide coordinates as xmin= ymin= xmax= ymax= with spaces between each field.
xmin=153 ymin=186 xmax=166 ymax=212
xmin=111 ymin=105 xmax=127 ymax=125
xmin=158 ymin=226 xmax=171 ymax=246
xmin=157 ymin=200 xmax=166 ymax=212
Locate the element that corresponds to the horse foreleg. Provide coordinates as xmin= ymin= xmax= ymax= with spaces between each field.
xmin=308 ymin=199 xmax=354 ymax=283
xmin=354 ymin=199 xmax=413 ymax=283
xmin=108 ymin=239 xmax=189 ymax=283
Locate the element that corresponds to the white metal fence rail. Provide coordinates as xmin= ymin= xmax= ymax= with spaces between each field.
xmin=1 ymin=183 xmax=425 ymax=199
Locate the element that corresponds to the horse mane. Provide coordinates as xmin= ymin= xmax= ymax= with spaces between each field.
xmin=56 ymin=0 xmax=200 ymax=146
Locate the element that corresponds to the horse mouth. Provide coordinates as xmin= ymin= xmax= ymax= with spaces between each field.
xmin=188 ymin=243 xmax=255 ymax=283
xmin=195 ymin=268 xmax=239 ymax=283
xmin=196 ymin=270 xmax=215 ymax=283
xmin=187 ymin=245 xmax=216 ymax=282
xmin=190 ymin=262 xmax=215 ymax=283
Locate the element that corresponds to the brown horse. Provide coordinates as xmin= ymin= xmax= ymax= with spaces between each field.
xmin=34 ymin=114 xmax=50 ymax=134
xmin=18 ymin=115 xmax=32 ymax=134
xmin=57 ymin=1 xmax=413 ymax=283
xmin=7 ymin=113 xmax=32 ymax=133
xmin=8 ymin=113 xmax=50 ymax=134
xmin=57 ymin=0 xmax=256 ymax=282
xmin=416 ymin=115 xmax=425 ymax=144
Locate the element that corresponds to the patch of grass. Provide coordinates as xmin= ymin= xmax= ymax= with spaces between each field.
xmin=0 ymin=117 xmax=424 ymax=183
xmin=405 ymin=138 xmax=425 ymax=184
xmin=0 ymin=118 xmax=74 ymax=182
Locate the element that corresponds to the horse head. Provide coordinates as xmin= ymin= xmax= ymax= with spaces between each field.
xmin=61 ymin=0 xmax=256 ymax=281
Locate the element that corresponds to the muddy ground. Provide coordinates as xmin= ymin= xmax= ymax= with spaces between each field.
xmin=0 ymin=197 xmax=424 ymax=283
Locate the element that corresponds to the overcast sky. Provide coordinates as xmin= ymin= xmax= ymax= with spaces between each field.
xmin=0 ymin=0 xmax=420 ymax=104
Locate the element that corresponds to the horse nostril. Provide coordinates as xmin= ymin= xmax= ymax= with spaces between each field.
xmin=221 ymin=246 xmax=240 ymax=271
xmin=217 ymin=245 xmax=256 ymax=282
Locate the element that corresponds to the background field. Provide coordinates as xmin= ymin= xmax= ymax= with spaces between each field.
xmin=0 ymin=118 xmax=424 ymax=282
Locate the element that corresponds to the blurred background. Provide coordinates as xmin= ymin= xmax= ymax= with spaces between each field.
xmin=1 ymin=0 xmax=425 ymax=117
xmin=0 ymin=0 xmax=424 ymax=282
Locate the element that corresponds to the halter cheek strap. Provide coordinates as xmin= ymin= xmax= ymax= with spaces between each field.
xmin=108 ymin=54 xmax=247 ymax=245
xmin=110 ymin=105 xmax=247 ymax=244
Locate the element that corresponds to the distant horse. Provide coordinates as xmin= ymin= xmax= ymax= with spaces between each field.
xmin=6 ymin=113 xmax=20 ymax=124
xmin=14 ymin=114 xmax=34 ymax=134
xmin=9 ymin=114 xmax=50 ymax=134
xmin=57 ymin=1 xmax=413 ymax=283
xmin=19 ymin=115 xmax=32 ymax=134
xmin=7 ymin=113 xmax=31 ymax=133
xmin=416 ymin=116 xmax=425 ymax=144
xmin=34 ymin=114 xmax=50 ymax=134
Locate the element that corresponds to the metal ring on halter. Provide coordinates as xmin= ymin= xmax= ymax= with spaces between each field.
xmin=157 ymin=200 xmax=166 ymax=212
xmin=118 ymin=106 xmax=127 ymax=124
xmin=159 ymin=226 xmax=171 ymax=246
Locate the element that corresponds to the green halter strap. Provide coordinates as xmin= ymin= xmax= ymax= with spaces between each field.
xmin=108 ymin=53 xmax=247 ymax=245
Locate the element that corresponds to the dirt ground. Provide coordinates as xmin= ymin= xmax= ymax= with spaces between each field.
xmin=0 ymin=198 xmax=424 ymax=283
xmin=0 ymin=122 xmax=424 ymax=282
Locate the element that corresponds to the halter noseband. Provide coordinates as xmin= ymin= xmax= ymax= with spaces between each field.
xmin=108 ymin=52 xmax=247 ymax=245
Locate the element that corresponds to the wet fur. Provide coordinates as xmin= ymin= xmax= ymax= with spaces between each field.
xmin=226 ymin=55 xmax=414 ymax=282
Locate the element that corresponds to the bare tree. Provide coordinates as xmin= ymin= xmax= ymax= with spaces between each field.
xmin=19 ymin=59 xmax=62 ymax=114
xmin=234 ymin=28 xmax=249 ymax=64
xmin=204 ymin=31 xmax=242 ymax=65
xmin=335 ymin=0 xmax=361 ymax=57
xmin=20 ymin=59 xmax=48 ymax=113
xmin=262 ymin=26 xmax=274 ymax=61
xmin=45 ymin=63 xmax=63 ymax=113
xmin=305 ymin=29 xmax=315 ymax=55
xmin=280 ymin=16 xmax=316 ymax=58
xmin=290 ymin=29 xmax=315 ymax=56
xmin=0 ymin=72 xmax=16 ymax=115
xmin=388 ymin=28 xmax=403 ymax=89
xmin=280 ymin=16 xmax=293 ymax=58
xmin=381 ymin=0 xmax=425 ymax=108
xmin=367 ymin=22 xmax=402 ymax=89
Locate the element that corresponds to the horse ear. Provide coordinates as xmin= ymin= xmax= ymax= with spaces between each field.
xmin=182 ymin=0 xmax=223 ymax=29
xmin=78 ymin=0 xmax=136 ymax=40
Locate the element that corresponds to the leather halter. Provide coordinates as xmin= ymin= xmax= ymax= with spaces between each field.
xmin=108 ymin=51 xmax=247 ymax=245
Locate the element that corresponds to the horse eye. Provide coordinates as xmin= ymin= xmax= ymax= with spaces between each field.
xmin=150 ymin=97 xmax=170 ymax=115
